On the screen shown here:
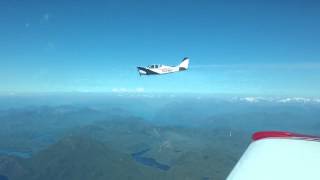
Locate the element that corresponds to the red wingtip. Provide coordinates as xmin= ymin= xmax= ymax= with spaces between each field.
xmin=252 ymin=131 xmax=320 ymax=141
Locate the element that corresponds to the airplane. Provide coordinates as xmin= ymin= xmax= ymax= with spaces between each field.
xmin=137 ymin=57 xmax=189 ymax=76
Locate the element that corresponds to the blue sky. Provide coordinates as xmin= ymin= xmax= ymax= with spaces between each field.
xmin=1 ymin=0 xmax=320 ymax=96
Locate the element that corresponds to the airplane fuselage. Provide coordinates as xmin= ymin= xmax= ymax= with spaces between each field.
xmin=137 ymin=65 xmax=181 ymax=75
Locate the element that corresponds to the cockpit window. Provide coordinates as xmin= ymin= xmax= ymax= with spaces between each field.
xmin=148 ymin=65 xmax=161 ymax=69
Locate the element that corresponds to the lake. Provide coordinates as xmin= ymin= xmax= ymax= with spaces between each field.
xmin=131 ymin=149 xmax=170 ymax=171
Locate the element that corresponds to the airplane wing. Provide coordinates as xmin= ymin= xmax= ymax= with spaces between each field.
xmin=227 ymin=131 xmax=320 ymax=180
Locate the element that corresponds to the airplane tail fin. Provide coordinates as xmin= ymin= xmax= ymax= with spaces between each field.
xmin=178 ymin=57 xmax=189 ymax=71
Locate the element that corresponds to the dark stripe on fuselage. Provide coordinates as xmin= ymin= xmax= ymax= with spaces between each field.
xmin=137 ymin=67 xmax=159 ymax=75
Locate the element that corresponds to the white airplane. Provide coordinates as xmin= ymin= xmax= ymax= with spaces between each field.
xmin=137 ymin=57 xmax=189 ymax=76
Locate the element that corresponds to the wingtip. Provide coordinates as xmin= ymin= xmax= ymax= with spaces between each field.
xmin=252 ymin=131 xmax=320 ymax=141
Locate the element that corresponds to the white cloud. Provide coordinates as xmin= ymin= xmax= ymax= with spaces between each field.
xmin=278 ymin=97 xmax=311 ymax=103
xmin=278 ymin=98 xmax=292 ymax=103
xmin=135 ymin=87 xmax=144 ymax=93
xmin=240 ymin=97 xmax=261 ymax=103
xmin=111 ymin=88 xmax=124 ymax=93
xmin=237 ymin=96 xmax=320 ymax=104
xmin=112 ymin=87 xmax=145 ymax=93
